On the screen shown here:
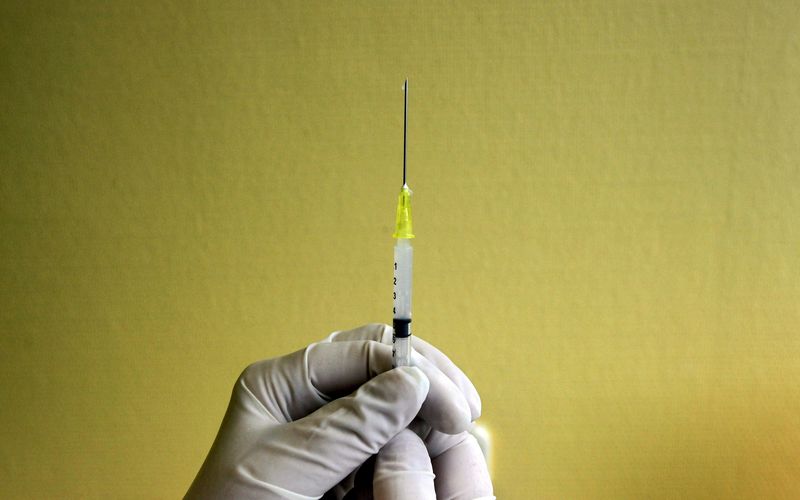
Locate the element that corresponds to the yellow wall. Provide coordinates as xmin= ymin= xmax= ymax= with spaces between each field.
xmin=2 ymin=1 xmax=799 ymax=498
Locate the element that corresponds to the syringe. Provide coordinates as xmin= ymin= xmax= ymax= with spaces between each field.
xmin=392 ymin=79 xmax=414 ymax=368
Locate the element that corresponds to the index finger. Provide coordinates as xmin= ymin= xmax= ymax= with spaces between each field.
xmin=324 ymin=323 xmax=482 ymax=420
xmin=240 ymin=338 xmax=472 ymax=434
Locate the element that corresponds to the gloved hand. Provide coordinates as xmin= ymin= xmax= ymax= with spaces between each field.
xmin=186 ymin=323 xmax=494 ymax=499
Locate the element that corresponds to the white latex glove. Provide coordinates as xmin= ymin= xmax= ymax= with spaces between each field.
xmin=186 ymin=324 xmax=494 ymax=499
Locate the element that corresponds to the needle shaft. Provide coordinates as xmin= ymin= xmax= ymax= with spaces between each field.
xmin=403 ymin=79 xmax=408 ymax=186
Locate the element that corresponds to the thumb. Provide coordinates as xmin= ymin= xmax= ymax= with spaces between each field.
xmin=373 ymin=429 xmax=436 ymax=500
xmin=254 ymin=366 xmax=430 ymax=497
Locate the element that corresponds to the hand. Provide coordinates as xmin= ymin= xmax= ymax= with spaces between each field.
xmin=186 ymin=324 xmax=494 ymax=499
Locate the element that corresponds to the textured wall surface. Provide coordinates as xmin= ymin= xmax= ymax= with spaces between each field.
xmin=1 ymin=1 xmax=799 ymax=498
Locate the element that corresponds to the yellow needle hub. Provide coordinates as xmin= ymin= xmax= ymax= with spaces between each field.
xmin=393 ymin=184 xmax=414 ymax=239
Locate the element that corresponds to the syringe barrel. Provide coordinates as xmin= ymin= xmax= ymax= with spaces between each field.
xmin=393 ymin=238 xmax=413 ymax=367
xmin=393 ymin=239 xmax=413 ymax=318
xmin=393 ymin=335 xmax=412 ymax=368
